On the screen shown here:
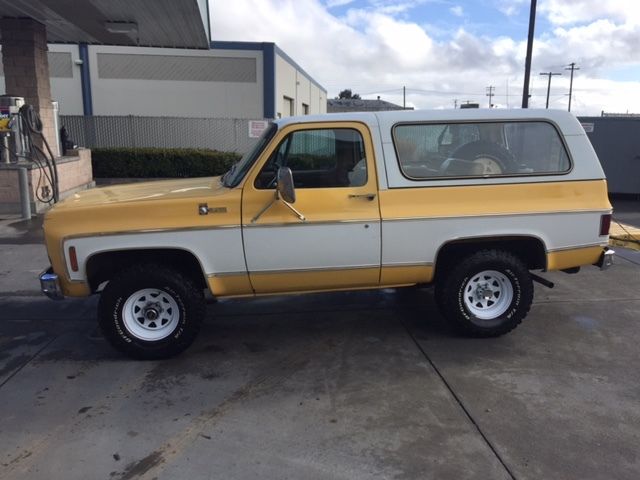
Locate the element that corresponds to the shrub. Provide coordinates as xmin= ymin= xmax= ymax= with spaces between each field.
xmin=91 ymin=147 xmax=241 ymax=178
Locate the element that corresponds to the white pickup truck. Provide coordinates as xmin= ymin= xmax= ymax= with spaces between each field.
xmin=40 ymin=109 xmax=614 ymax=359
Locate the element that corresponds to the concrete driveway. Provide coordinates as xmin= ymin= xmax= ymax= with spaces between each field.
xmin=1 ymin=217 xmax=640 ymax=479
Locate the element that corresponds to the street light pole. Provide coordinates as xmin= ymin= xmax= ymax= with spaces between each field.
xmin=522 ymin=0 xmax=537 ymax=108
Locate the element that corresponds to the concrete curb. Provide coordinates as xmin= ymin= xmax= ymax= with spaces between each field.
xmin=610 ymin=221 xmax=640 ymax=251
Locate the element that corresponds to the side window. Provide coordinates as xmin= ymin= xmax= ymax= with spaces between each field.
xmin=393 ymin=121 xmax=570 ymax=179
xmin=255 ymin=128 xmax=367 ymax=189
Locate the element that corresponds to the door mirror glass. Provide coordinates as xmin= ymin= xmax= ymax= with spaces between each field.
xmin=277 ymin=167 xmax=296 ymax=203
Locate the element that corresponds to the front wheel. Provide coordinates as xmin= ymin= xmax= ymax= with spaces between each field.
xmin=98 ymin=264 xmax=206 ymax=359
xmin=435 ymin=250 xmax=533 ymax=337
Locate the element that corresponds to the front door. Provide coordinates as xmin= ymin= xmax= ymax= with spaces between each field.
xmin=241 ymin=122 xmax=381 ymax=294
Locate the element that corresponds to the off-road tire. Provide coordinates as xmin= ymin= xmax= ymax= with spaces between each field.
xmin=435 ymin=249 xmax=533 ymax=337
xmin=98 ymin=264 xmax=205 ymax=359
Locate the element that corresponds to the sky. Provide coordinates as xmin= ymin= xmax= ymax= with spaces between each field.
xmin=210 ymin=0 xmax=640 ymax=115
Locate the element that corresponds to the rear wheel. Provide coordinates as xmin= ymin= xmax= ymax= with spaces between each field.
xmin=435 ymin=250 xmax=533 ymax=337
xmin=98 ymin=264 xmax=205 ymax=359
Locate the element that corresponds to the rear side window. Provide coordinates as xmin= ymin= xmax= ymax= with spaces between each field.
xmin=393 ymin=121 xmax=571 ymax=179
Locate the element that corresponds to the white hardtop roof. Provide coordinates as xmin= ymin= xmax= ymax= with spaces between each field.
xmin=275 ymin=109 xmax=585 ymax=136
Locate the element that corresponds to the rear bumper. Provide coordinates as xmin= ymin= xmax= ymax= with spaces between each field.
xmin=40 ymin=267 xmax=64 ymax=300
xmin=595 ymin=248 xmax=615 ymax=271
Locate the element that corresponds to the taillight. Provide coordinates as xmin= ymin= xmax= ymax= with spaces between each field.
xmin=69 ymin=246 xmax=79 ymax=272
xmin=599 ymin=214 xmax=612 ymax=236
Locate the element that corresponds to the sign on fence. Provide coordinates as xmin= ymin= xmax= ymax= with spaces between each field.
xmin=248 ymin=120 xmax=269 ymax=138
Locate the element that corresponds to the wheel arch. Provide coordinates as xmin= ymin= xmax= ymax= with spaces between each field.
xmin=434 ymin=235 xmax=547 ymax=280
xmin=85 ymin=247 xmax=208 ymax=293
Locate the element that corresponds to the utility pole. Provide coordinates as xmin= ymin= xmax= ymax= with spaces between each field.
xmin=403 ymin=86 xmax=406 ymax=109
xmin=522 ymin=0 xmax=537 ymax=108
xmin=539 ymin=71 xmax=562 ymax=108
xmin=506 ymin=79 xmax=509 ymax=108
xmin=565 ymin=62 xmax=580 ymax=111
xmin=486 ymin=85 xmax=495 ymax=108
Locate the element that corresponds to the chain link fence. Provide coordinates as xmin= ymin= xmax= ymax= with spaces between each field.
xmin=60 ymin=115 xmax=266 ymax=154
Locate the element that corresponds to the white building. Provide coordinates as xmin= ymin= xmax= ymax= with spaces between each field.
xmin=1 ymin=41 xmax=327 ymax=119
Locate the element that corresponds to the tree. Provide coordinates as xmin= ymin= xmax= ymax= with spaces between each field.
xmin=337 ymin=89 xmax=361 ymax=100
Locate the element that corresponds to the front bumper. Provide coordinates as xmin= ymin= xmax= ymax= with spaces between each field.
xmin=40 ymin=267 xmax=64 ymax=300
xmin=595 ymin=248 xmax=615 ymax=271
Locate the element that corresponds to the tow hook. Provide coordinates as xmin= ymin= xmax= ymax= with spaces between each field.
xmin=530 ymin=273 xmax=555 ymax=289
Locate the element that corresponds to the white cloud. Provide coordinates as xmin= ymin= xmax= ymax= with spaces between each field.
xmin=210 ymin=0 xmax=640 ymax=115
xmin=539 ymin=0 xmax=640 ymax=26
xmin=495 ymin=0 xmax=528 ymax=17
xmin=450 ymin=5 xmax=463 ymax=16
xmin=326 ymin=0 xmax=355 ymax=8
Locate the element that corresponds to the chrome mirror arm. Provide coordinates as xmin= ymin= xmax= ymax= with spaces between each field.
xmin=250 ymin=191 xmax=306 ymax=224
xmin=280 ymin=199 xmax=306 ymax=222
xmin=251 ymin=192 xmax=278 ymax=223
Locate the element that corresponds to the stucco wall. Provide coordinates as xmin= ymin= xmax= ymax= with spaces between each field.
xmin=275 ymin=53 xmax=326 ymax=118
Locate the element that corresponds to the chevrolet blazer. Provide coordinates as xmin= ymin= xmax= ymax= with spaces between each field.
xmin=40 ymin=109 xmax=614 ymax=359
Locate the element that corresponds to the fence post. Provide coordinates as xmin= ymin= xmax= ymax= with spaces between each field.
xmin=128 ymin=115 xmax=135 ymax=148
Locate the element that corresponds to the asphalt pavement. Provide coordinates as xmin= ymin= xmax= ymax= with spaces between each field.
xmin=1 ymin=214 xmax=640 ymax=480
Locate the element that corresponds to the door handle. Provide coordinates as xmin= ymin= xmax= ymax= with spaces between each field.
xmin=348 ymin=193 xmax=376 ymax=201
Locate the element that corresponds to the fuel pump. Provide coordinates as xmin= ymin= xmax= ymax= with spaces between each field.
xmin=0 ymin=95 xmax=27 ymax=163
xmin=0 ymin=95 xmax=59 ymax=210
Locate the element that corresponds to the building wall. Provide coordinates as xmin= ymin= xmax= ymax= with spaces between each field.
xmin=88 ymin=45 xmax=263 ymax=118
xmin=579 ymin=116 xmax=640 ymax=195
xmin=275 ymin=51 xmax=326 ymax=118
xmin=0 ymin=44 xmax=83 ymax=115
xmin=49 ymin=44 xmax=84 ymax=115
xmin=3 ymin=43 xmax=326 ymax=120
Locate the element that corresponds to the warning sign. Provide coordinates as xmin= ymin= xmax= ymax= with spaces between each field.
xmin=0 ymin=108 xmax=10 ymax=132
xmin=248 ymin=120 xmax=269 ymax=138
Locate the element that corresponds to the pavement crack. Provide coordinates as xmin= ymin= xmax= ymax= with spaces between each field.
xmin=120 ymin=346 xmax=320 ymax=480
xmin=533 ymin=297 xmax=640 ymax=305
xmin=401 ymin=321 xmax=518 ymax=480
xmin=0 ymin=335 xmax=59 ymax=390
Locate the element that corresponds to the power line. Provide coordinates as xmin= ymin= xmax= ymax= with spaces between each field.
xmin=539 ymin=71 xmax=562 ymax=108
xmin=358 ymin=86 xmax=564 ymax=102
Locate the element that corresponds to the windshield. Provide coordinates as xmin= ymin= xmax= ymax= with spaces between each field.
xmin=222 ymin=123 xmax=277 ymax=188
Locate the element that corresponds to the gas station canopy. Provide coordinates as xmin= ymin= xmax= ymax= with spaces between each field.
xmin=0 ymin=0 xmax=211 ymax=48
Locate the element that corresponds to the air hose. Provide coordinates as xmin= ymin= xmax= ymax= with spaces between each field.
xmin=18 ymin=104 xmax=59 ymax=203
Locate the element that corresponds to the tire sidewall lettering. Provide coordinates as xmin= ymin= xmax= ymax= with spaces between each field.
xmin=112 ymin=296 xmax=132 ymax=344
xmin=114 ymin=285 xmax=186 ymax=346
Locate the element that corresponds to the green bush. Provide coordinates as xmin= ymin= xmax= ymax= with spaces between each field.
xmin=91 ymin=147 xmax=241 ymax=178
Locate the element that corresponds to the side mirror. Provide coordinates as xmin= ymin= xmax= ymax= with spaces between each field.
xmin=276 ymin=167 xmax=296 ymax=203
